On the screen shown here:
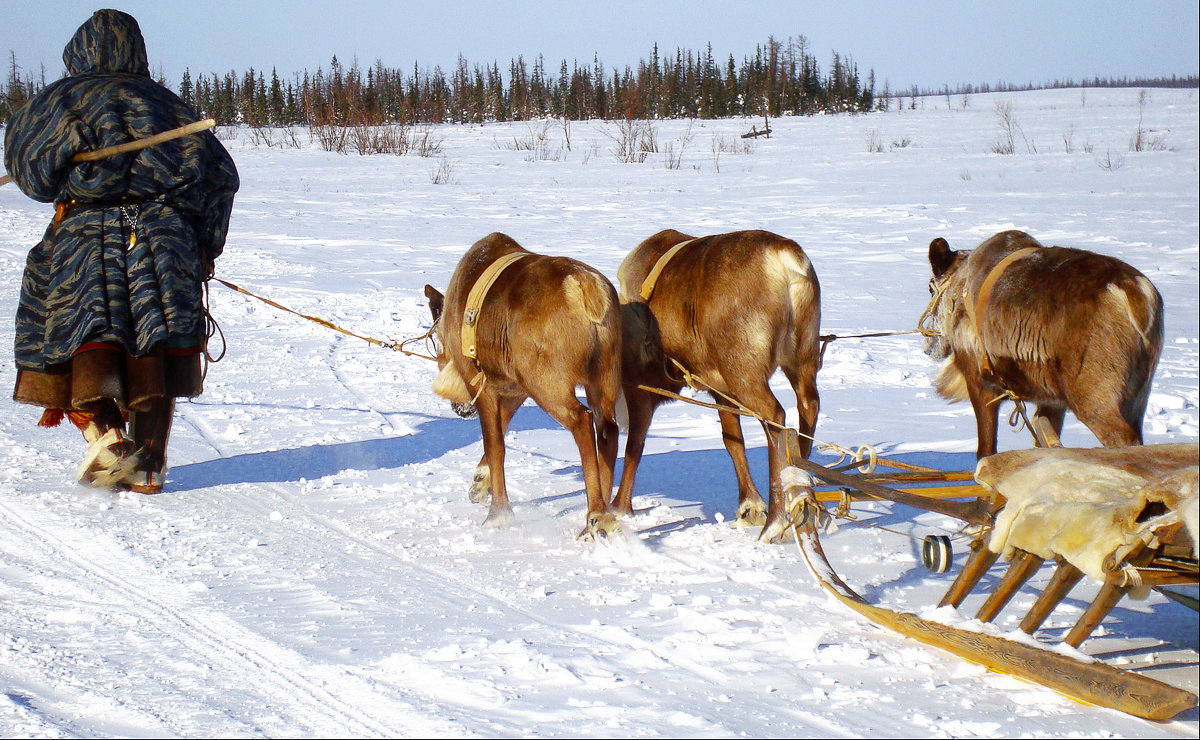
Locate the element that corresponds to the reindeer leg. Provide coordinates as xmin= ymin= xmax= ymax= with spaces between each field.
xmin=477 ymin=393 xmax=515 ymax=528
xmin=783 ymin=364 xmax=820 ymax=458
xmin=1074 ymin=391 xmax=1144 ymax=448
xmin=594 ymin=413 xmax=620 ymax=513
xmin=966 ymin=379 xmax=1002 ymax=458
xmin=562 ymin=403 xmax=618 ymax=540
xmin=469 ymin=393 xmax=524 ymax=504
xmin=611 ymin=390 xmax=654 ymax=517
xmin=585 ymin=382 xmax=621 ymax=510
xmin=717 ymin=407 xmax=767 ymax=526
xmin=757 ymin=407 xmax=792 ymax=545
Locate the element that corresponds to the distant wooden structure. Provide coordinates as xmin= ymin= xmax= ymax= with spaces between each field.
xmin=741 ymin=115 xmax=772 ymax=139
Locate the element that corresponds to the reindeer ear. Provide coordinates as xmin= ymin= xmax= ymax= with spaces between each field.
xmin=929 ymin=238 xmax=957 ymax=278
xmin=424 ymin=285 xmax=444 ymax=321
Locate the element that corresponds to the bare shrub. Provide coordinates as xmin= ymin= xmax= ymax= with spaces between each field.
xmin=1062 ymin=124 xmax=1076 ymax=154
xmin=313 ymin=124 xmax=350 ymax=154
xmin=430 ymin=157 xmax=455 ymax=184
xmin=990 ymin=100 xmax=1017 ymax=155
xmin=638 ymin=122 xmax=659 ymax=161
xmin=709 ymin=133 xmax=748 ymax=173
xmin=605 ymin=119 xmax=658 ymax=163
xmin=1128 ymin=90 xmax=1169 ymax=152
xmin=990 ymin=100 xmax=1038 ymax=154
xmin=496 ymin=120 xmax=562 ymax=161
xmin=662 ymin=120 xmax=695 ymax=170
xmin=560 ymin=117 xmax=572 ymax=152
xmin=1096 ymin=149 xmax=1125 ymax=171
xmin=1129 ymin=90 xmax=1148 ymax=151
xmin=890 ymin=136 xmax=913 ymax=150
xmin=349 ymin=123 xmax=413 ymax=155
xmin=865 ymin=129 xmax=884 ymax=153
xmin=413 ymin=126 xmax=445 ymax=157
xmin=248 ymin=126 xmax=302 ymax=149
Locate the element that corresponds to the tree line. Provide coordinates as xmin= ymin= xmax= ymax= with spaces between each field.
xmin=3 ymin=36 xmax=875 ymax=126
xmin=4 ymin=39 xmax=1196 ymax=128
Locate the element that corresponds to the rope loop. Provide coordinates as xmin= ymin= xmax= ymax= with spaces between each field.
xmin=854 ymin=444 xmax=878 ymax=474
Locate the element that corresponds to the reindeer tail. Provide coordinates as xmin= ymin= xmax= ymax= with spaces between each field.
xmin=775 ymin=247 xmax=822 ymax=364
xmin=567 ymin=271 xmax=624 ymax=427
xmin=564 ymin=271 xmax=613 ymax=326
xmin=1109 ymin=276 xmax=1164 ymax=353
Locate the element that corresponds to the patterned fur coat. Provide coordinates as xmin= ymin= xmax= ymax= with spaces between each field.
xmin=3 ymin=9 xmax=239 ymax=373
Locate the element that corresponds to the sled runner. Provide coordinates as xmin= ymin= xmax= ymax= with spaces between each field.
xmin=781 ymin=431 xmax=1199 ymax=721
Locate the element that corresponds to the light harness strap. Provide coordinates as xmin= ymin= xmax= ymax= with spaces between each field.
xmin=638 ymin=238 xmax=696 ymax=301
xmin=964 ymin=246 xmax=1039 ymax=374
xmin=461 ymin=251 xmax=531 ymax=362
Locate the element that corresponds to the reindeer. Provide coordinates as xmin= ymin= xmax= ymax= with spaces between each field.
xmin=424 ymin=233 xmax=623 ymax=539
xmin=923 ymin=229 xmax=1164 ymax=458
xmin=612 ymin=229 xmax=822 ymax=543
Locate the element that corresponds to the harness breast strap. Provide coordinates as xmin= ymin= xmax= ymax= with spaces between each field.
xmin=965 ymin=246 xmax=1040 ymax=374
xmin=639 ymin=238 xmax=696 ymax=301
xmin=461 ymin=251 xmax=531 ymax=362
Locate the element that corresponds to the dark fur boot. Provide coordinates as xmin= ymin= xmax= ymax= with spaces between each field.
xmin=126 ymin=398 xmax=174 ymax=494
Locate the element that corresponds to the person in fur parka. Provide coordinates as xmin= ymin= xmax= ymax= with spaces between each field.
xmin=3 ymin=9 xmax=239 ymax=492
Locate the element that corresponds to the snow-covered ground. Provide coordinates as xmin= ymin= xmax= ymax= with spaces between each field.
xmin=0 ymin=87 xmax=1196 ymax=737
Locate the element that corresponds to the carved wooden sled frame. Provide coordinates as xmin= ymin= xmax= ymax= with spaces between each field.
xmin=779 ymin=428 xmax=1198 ymax=721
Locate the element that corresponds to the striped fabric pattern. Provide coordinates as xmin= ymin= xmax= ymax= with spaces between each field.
xmin=3 ymin=9 xmax=239 ymax=371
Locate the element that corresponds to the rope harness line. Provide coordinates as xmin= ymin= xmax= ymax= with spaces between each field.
xmin=212 ymin=277 xmax=441 ymax=361
xmin=212 ymin=270 xmax=1047 ymax=461
xmin=636 ymin=355 xmax=910 ymax=476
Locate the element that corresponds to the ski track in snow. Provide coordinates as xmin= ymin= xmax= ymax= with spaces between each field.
xmin=1 ymin=87 xmax=1197 ymax=737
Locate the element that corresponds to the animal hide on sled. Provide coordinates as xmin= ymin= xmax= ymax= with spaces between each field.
xmin=975 ymin=444 xmax=1199 ymax=591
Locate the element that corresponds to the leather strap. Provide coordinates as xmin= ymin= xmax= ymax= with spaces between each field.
xmin=965 ymin=246 xmax=1039 ymax=373
xmin=461 ymin=251 xmax=530 ymax=361
xmin=639 ymin=238 xmax=696 ymax=301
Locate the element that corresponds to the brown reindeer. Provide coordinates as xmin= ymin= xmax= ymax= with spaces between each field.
xmin=924 ymin=229 xmax=1163 ymax=458
xmin=424 ymin=232 xmax=623 ymax=539
xmin=612 ymin=229 xmax=822 ymax=543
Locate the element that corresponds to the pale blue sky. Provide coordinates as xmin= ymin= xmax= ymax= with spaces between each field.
xmin=6 ymin=1 xmax=1198 ymax=92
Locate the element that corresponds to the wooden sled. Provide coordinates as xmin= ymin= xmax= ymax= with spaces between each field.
xmin=781 ymin=431 xmax=1199 ymax=721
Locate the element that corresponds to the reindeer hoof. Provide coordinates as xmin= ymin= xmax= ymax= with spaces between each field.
xmin=482 ymin=506 xmax=515 ymax=528
xmin=578 ymin=512 xmax=621 ymax=541
xmin=468 ymin=488 xmax=490 ymax=504
xmin=468 ymin=465 xmax=491 ymax=504
xmin=735 ymin=504 xmax=768 ymax=528
xmin=756 ymin=517 xmax=790 ymax=544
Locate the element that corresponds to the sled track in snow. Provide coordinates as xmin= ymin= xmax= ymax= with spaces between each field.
xmin=0 ymin=497 xmax=410 ymax=737
xmin=254 ymin=478 xmax=868 ymax=736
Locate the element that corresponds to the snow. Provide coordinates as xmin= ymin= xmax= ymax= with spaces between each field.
xmin=1 ymin=87 xmax=1197 ymax=737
